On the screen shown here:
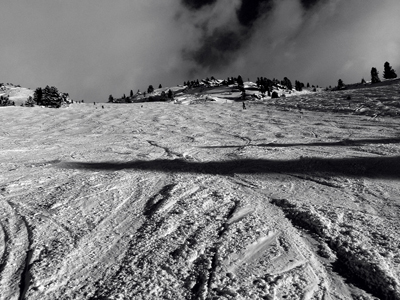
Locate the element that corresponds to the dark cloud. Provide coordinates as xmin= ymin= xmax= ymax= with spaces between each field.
xmin=236 ymin=0 xmax=274 ymax=27
xmin=181 ymin=0 xmax=276 ymax=71
xmin=185 ymin=28 xmax=243 ymax=70
xmin=300 ymin=0 xmax=323 ymax=10
xmin=181 ymin=0 xmax=217 ymax=10
xmin=181 ymin=0 xmax=400 ymax=86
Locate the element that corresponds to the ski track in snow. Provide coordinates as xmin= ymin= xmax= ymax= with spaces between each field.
xmin=1 ymin=95 xmax=400 ymax=299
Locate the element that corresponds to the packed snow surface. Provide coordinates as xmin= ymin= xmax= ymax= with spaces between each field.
xmin=1 ymin=83 xmax=400 ymax=299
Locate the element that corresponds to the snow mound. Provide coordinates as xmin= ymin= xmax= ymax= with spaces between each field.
xmin=0 ymin=85 xmax=34 ymax=106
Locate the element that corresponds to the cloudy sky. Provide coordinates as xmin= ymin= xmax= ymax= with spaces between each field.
xmin=1 ymin=0 xmax=399 ymax=102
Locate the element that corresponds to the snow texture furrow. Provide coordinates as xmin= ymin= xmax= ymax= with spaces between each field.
xmin=143 ymin=183 xmax=176 ymax=217
xmin=0 ymin=201 xmax=30 ymax=300
xmin=271 ymin=197 xmax=400 ymax=300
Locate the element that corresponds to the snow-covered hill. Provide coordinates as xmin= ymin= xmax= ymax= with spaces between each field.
xmin=0 ymin=83 xmax=73 ymax=107
xmin=0 ymin=84 xmax=34 ymax=106
xmin=1 ymin=81 xmax=400 ymax=299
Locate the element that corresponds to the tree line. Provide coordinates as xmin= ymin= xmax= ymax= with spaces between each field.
xmin=108 ymin=85 xmax=174 ymax=103
xmin=28 ymin=86 xmax=72 ymax=108
xmin=108 ymin=73 xmax=313 ymax=103
xmin=338 ymin=61 xmax=397 ymax=89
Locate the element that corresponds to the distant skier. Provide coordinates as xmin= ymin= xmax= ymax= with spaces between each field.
xmin=243 ymin=102 xmax=246 ymax=110
xmin=102 ymin=105 xmax=104 ymax=109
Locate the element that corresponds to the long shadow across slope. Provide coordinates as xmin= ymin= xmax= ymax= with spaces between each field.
xmin=199 ymin=137 xmax=400 ymax=149
xmin=57 ymin=155 xmax=400 ymax=179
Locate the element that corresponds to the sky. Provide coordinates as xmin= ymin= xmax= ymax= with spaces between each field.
xmin=1 ymin=0 xmax=399 ymax=102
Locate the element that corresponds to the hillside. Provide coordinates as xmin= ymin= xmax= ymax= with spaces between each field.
xmin=0 ymin=81 xmax=400 ymax=299
xmin=0 ymin=83 xmax=74 ymax=108
xmin=111 ymin=78 xmax=320 ymax=105
xmin=269 ymin=79 xmax=400 ymax=118
xmin=0 ymin=84 xmax=34 ymax=106
xmin=110 ymin=77 xmax=400 ymax=118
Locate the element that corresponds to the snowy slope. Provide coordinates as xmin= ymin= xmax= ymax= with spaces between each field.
xmin=1 ymin=82 xmax=400 ymax=299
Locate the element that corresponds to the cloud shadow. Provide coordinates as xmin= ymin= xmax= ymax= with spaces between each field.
xmin=200 ymin=137 xmax=400 ymax=149
xmin=57 ymin=155 xmax=400 ymax=179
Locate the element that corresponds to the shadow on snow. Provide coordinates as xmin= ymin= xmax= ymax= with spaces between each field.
xmin=57 ymin=155 xmax=400 ymax=179
xmin=199 ymin=137 xmax=400 ymax=149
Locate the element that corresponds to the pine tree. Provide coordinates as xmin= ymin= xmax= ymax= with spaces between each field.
xmin=383 ymin=61 xmax=397 ymax=79
xmin=39 ymin=85 xmax=61 ymax=107
xmin=159 ymin=84 xmax=162 ymax=88
xmin=33 ymin=87 xmax=43 ymax=105
xmin=50 ymin=86 xmax=59 ymax=95
xmin=371 ymin=67 xmax=381 ymax=83
xmin=130 ymin=90 xmax=133 ymax=97
xmin=42 ymin=85 xmax=52 ymax=106
xmin=283 ymin=77 xmax=292 ymax=90
xmin=237 ymin=75 xmax=244 ymax=87
xmin=108 ymin=95 xmax=114 ymax=102
xmin=147 ymin=85 xmax=154 ymax=93
xmin=295 ymin=80 xmax=303 ymax=91
xmin=50 ymin=86 xmax=61 ymax=107
xmin=337 ymin=79 xmax=344 ymax=89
